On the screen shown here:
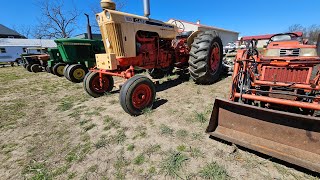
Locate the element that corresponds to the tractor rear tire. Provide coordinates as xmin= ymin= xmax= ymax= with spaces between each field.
xmin=67 ymin=64 xmax=88 ymax=83
xmin=119 ymin=75 xmax=156 ymax=116
xmin=53 ymin=63 xmax=66 ymax=77
xmin=31 ymin=64 xmax=40 ymax=73
xmin=83 ymin=71 xmax=114 ymax=98
xmin=188 ymin=31 xmax=223 ymax=84
xmin=26 ymin=64 xmax=32 ymax=72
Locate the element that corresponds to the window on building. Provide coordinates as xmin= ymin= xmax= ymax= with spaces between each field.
xmin=0 ymin=48 xmax=6 ymax=53
xmin=37 ymin=49 xmax=41 ymax=53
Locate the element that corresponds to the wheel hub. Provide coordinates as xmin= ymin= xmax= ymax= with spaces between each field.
xmin=57 ymin=66 xmax=65 ymax=75
xmin=91 ymin=74 xmax=110 ymax=93
xmin=210 ymin=42 xmax=220 ymax=72
xmin=73 ymin=68 xmax=85 ymax=80
xmin=132 ymin=84 xmax=152 ymax=109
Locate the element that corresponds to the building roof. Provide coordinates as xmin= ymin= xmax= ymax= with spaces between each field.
xmin=168 ymin=19 xmax=239 ymax=34
xmin=0 ymin=38 xmax=57 ymax=48
xmin=241 ymin=32 xmax=303 ymax=41
xmin=0 ymin=24 xmax=25 ymax=38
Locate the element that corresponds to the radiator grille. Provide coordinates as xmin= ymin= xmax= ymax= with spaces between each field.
xmin=262 ymin=66 xmax=309 ymax=83
xmin=105 ymin=23 xmax=125 ymax=57
xmin=279 ymin=48 xmax=300 ymax=57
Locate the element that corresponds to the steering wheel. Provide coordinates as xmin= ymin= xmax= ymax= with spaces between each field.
xmin=171 ymin=20 xmax=185 ymax=33
xmin=267 ymin=33 xmax=300 ymax=45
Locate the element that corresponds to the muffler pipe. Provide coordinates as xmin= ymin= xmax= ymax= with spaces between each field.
xmin=143 ymin=0 xmax=150 ymax=18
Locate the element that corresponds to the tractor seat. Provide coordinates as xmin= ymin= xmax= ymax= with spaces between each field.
xmin=177 ymin=31 xmax=193 ymax=38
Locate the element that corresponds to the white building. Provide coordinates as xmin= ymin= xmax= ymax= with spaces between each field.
xmin=168 ymin=19 xmax=239 ymax=46
xmin=0 ymin=38 xmax=56 ymax=63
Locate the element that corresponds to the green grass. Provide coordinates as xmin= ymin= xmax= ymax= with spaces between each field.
xmin=104 ymin=116 xmax=120 ymax=131
xmin=176 ymin=129 xmax=188 ymax=140
xmin=159 ymin=124 xmax=174 ymax=136
xmin=114 ymin=150 xmax=130 ymax=179
xmin=194 ymin=111 xmax=207 ymax=124
xmin=133 ymin=125 xmax=147 ymax=139
xmin=127 ymin=144 xmax=135 ymax=151
xmin=23 ymin=160 xmax=51 ymax=180
xmin=57 ymin=100 xmax=74 ymax=111
xmin=177 ymin=145 xmax=187 ymax=152
xmin=0 ymin=100 xmax=27 ymax=130
xmin=189 ymin=147 xmax=204 ymax=158
xmin=142 ymin=107 xmax=153 ymax=115
xmin=110 ymin=129 xmax=127 ymax=144
xmin=160 ymin=151 xmax=189 ymax=178
xmin=133 ymin=154 xmax=145 ymax=165
xmin=144 ymin=144 xmax=161 ymax=157
xmin=83 ymin=123 xmax=96 ymax=132
xmin=95 ymin=136 xmax=108 ymax=149
xmin=198 ymin=162 xmax=228 ymax=180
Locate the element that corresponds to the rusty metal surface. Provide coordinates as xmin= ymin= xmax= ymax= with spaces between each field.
xmin=207 ymin=98 xmax=320 ymax=172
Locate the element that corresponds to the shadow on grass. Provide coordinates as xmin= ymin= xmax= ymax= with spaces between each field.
xmin=152 ymin=98 xmax=168 ymax=110
xmin=208 ymin=135 xmax=320 ymax=177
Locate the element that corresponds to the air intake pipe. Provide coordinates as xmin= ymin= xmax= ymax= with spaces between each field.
xmin=143 ymin=0 xmax=150 ymax=18
xmin=84 ymin=13 xmax=92 ymax=40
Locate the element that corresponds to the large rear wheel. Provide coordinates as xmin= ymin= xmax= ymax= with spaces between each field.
xmin=119 ymin=75 xmax=156 ymax=116
xmin=188 ymin=31 xmax=223 ymax=84
xmin=67 ymin=64 xmax=88 ymax=83
xmin=53 ymin=63 xmax=66 ymax=77
xmin=83 ymin=71 xmax=114 ymax=98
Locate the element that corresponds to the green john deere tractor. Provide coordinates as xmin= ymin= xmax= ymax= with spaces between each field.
xmin=53 ymin=38 xmax=105 ymax=83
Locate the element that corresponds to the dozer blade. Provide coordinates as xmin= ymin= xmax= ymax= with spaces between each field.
xmin=206 ymin=98 xmax=320 ymax=172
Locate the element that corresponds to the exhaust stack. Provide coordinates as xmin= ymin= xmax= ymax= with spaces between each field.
xmin=84 ymin=13 xmax=92 ymax=40
xmin=143 ymin=0 xmax=150 ymax=18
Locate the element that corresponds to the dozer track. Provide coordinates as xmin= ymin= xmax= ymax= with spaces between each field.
xmin=206 ymin=98 xmax=320 ymax=172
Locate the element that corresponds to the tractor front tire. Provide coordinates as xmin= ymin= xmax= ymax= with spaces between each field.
xmin=26 ymin=64 xmax=32 ymax=72
xmin=53 ymin=63 xmax=66 ymax=77
xmin=23 ymin=63 xmax=27 ymax=69
xmin=188 ymin=31 xmax=223 ymax=84
xmin=119 ymin=75 xmax=156 ymax=116
xmin=31 ymin=64 xmax=40 ymax=73
xmin=67 ymin=64 xmax=88 ymax=83
xmin=46 ymin=66 xmax=52 ymax=73
xmin=83 ymin=71 xmax=114 ymax=98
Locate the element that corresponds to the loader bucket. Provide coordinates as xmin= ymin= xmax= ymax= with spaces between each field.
xmin=206 ymin=98 xmax=320 ymax=172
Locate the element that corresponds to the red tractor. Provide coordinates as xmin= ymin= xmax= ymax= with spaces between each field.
xmin=83 ymin=0 xmax=224 ymax=115
xmin=207 ymin=33 xmax=320 ymax=172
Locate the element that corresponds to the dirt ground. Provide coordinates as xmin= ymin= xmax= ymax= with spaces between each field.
xmin=0 ymin=66 xmax=319 ymax=180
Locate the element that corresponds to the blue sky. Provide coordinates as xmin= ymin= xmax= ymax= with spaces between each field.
xmin=1 ymin=0 xmax=319 ymax=37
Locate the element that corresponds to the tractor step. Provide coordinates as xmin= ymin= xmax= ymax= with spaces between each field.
xmin=207 ymin=98 xmax=320 ymax=172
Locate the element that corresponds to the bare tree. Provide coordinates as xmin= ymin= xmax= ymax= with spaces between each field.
xmin=307 ymin=24 xmax=320 ymax=44
xmin=34 ymin=0 xmax=79 ymax=39
xmin=12 ymin=25 xmax=32 ymax=38
xmin=287 ymin=24 xmax=320 ymax=44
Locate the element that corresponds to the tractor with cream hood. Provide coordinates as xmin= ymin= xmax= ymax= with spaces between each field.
xmin=83 ymin=0 xmax=224 ymax=115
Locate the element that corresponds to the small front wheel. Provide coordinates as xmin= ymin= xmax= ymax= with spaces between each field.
xmin=119 ymin=75 xmax=156 ymax=116
xmin=67 ymin=64 xmax=88 ymax=83
xmin=83 ymin=71 xmax=114 ymax=98
xmin=31 ymin=64 xmax=40 ymax=73
xmin=53 ymin=63 xmax=66 ymax=77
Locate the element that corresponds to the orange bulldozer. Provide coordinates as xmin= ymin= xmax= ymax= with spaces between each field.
xmin=207 ymin=33 xmax=320 ymax=172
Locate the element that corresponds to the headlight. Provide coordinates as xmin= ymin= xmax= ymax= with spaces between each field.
xmin=96 ymin=15 xmax=100 ymax=23
xmin=300 ymin=48 xmax=317 ymax=56
xmin=105 ymin=11 xmax=111 ymax=19
xmin=263 ymin=49 xmax=279 ymax=56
